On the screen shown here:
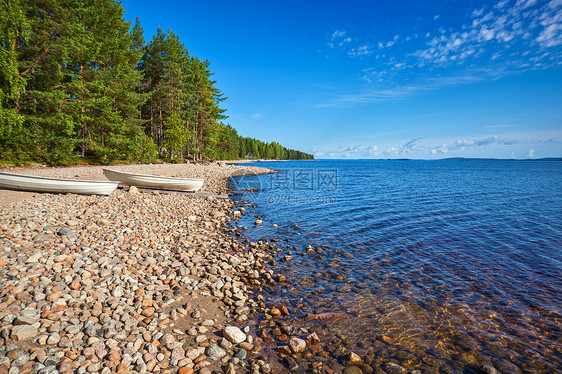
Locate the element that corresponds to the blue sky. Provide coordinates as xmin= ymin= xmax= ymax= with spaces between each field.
xmin=121 ymin=0 xmax=562 ymax=159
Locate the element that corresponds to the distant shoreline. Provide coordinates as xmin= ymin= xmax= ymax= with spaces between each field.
xmin=312 ymin=157 xmax=562 ymax=161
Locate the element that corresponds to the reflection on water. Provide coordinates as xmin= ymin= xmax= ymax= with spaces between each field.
xmin=231 ymin=159 xmax=562 ymax=373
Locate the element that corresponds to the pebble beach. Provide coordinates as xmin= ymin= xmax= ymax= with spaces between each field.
xmin=0 ymin=163 xmax=290 ymax=374
xmin=2 ymin=162 xmax=536 ymax=374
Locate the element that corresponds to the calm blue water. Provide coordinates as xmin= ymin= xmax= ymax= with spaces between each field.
xmin=231 ymin=159 xmax=562 ymax=373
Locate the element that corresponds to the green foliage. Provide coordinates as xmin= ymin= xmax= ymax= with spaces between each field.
xmin=0 ymin=0 xmax=313 ymax=166
xmin=0 ymin=0 xmax=29 ymax=161
xmin=163 ymin=111 xmax=191 ymax=160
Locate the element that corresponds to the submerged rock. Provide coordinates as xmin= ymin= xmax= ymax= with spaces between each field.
xmin=383 ymin=362 xmax=407 ymax=374
xmin=478 ymin=366 xmax=498 ymax=374
xmin=288 ymin=337 xmax=306 ymax=353
xmin=343 ymin=367 xmax=363 ymax=374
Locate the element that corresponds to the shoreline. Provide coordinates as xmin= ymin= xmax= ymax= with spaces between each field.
xmin=1 ymin=162 xmax=543 ymax=373
xmin=0 ymin=163 xmax=283 ymax=373
xmin=0 ymin=163 xmax=271 ymax=208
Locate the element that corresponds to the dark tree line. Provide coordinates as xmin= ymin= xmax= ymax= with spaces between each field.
xmin=0 ymin=0 xmax=313 ymax=165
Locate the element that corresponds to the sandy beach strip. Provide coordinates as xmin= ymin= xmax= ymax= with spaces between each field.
xmin=0 ymin=163 xmax=270 ymax=207
xmin=0 ymin=162 xmax=287 ymax=373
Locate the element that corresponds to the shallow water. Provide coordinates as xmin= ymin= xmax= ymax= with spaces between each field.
xmin=230 ymin=159 xmax=562 ymax=373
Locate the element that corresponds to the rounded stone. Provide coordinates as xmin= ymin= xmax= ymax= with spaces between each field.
xmin=58 ymin=227 xmax=74 ymax=236
xmin=343 ymin=367 xmax=363 ymax=374
xmin=112 ymin=286 xmax=124 ymax=297
xmin=160 ymin=333 xmax=175 ymax=345
xmin=11 ymin=325 xmax=38 ymax=341
xmin=12 ymin=354 xmax=30 ymax=367
xmin=223 ymin=326 xmax=246 ymax=344
xmin=288 ymin=337 xmax=306 ymax=353
xmin=383 ymin=362 xmax=407 ymax=374
xmin=234 ymin=348 xmax=247 ymax=360
xmin=382 ymin=362 xmax=407 ymax=374
xmin=47 ymin=332 xmax=61 ymax=345
xmin=478 ymin=365 xmax=498 ymax=374
xmin=205 ymin=344 xmax=226 ymax=360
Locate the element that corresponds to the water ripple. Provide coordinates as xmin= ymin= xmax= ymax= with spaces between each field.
xmin=231 ymin=159 xmax=562 ymax=373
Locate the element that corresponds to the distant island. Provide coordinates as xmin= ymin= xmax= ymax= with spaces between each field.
xmin=438 ymin=157 xmax=562 ymax=162
xmin=0 ymin=1 xmax=313 ymax=166
xmin=353 ymin=157 xmax=562 ymax=161
xmin=320 ymin=157 xmax=562 ymax=161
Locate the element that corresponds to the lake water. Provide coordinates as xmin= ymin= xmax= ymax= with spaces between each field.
xmin=230 ymin=159 xmax=562 ymax=373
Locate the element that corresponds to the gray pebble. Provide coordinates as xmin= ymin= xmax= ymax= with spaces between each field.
xmin=57 ymin=227 xmax=74 ymax=236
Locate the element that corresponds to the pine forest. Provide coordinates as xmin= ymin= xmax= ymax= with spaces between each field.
xmin=0 ymin=0 xmax=314 ymax=165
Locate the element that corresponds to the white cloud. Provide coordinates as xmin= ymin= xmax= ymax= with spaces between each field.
xmin=473 ymin=8 xmax=485 ymax=17
xmin=451 ymin=136 xmax=517 ymax=149
xmin=537 ymin=23 xmax=562 ymax=47
xmin=324 ymin=0 xmax=562 ymax=103
xmin=550 ymin=0 xmax=562 ymax=9
xmin=413 ymin=0 xmax=562 ymax=70
xmin=320 ymin=138 xmax=424 ymax=158
xmin=349 ymin=45 xmax=374 ymax=57
xmin=365 ymin=146 xmax=380 ymax=156
xmin=479 ymin=27 xmax=496 ymax=41
xmin=375 ymin=35 xmax=400 ymax=49
xmin=430 ymin=136 xmax=518 ymax=154
xmin=315 ymin=131 xmax=561 ymax=159
xmin=432 ymin=144 xmax=449 ymax=154
xmin=496 ymin=0 xmax=510 ymax=8
xmin=319 ymin=73 xmax=485 ymax=107
xmin=250 ymin=113 xmax=264 ymax=119
xmin=454 ymin=139 xmax=475 ymax=148
xmin=515 ymin=0 xmax=538 ymax=9
xmin=329 ymin=30 xmax=352 ymax=48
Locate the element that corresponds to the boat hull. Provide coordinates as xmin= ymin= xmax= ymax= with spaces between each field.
xmin=0 ymin=172 xmax=119 ymax=195
xmin=103 ymin=169 xmax=204 ymax=192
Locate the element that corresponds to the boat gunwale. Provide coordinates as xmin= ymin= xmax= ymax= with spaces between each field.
xmin=102 ymin=169 xmax=205 ymax=182
xmin=0 ymin=171 xmax=120 ymax=185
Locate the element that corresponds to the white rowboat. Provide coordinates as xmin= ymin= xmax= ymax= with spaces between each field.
xmin=0 ymin=171 xmax=119 ymax=195
xmin=103 ymin=169 xmax=204 ymax=192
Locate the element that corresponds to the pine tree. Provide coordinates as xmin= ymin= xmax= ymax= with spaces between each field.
xmin=1 ymin=1 xmax=313 ymax=164
xmin=187 ymin=57 xmax=227 ymax=160
xmin=67 ymin=0 xmax=146 ymax=162
xmin=131 ymin=16 xmax=144 ymax=54
xmin=141 ymin=28 xmax=192 ymax=160
xmin=16 ymin=0 xmax=81 ymax=164
xmin=9 ymin=0 xmax=150 ymax=165
xmin=0 ymin=0 xmax=30 ymax=161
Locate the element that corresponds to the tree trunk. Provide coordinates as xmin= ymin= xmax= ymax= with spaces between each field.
xmin=81 ymin=64 xmax=86 ymax=157
xmin=150 ymin=100 xmax=154 ymax=139
xmin=149 ymin=77 xmax=153 ymax=137
xmin=158 ymin=97 xmax=163 ymax=147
